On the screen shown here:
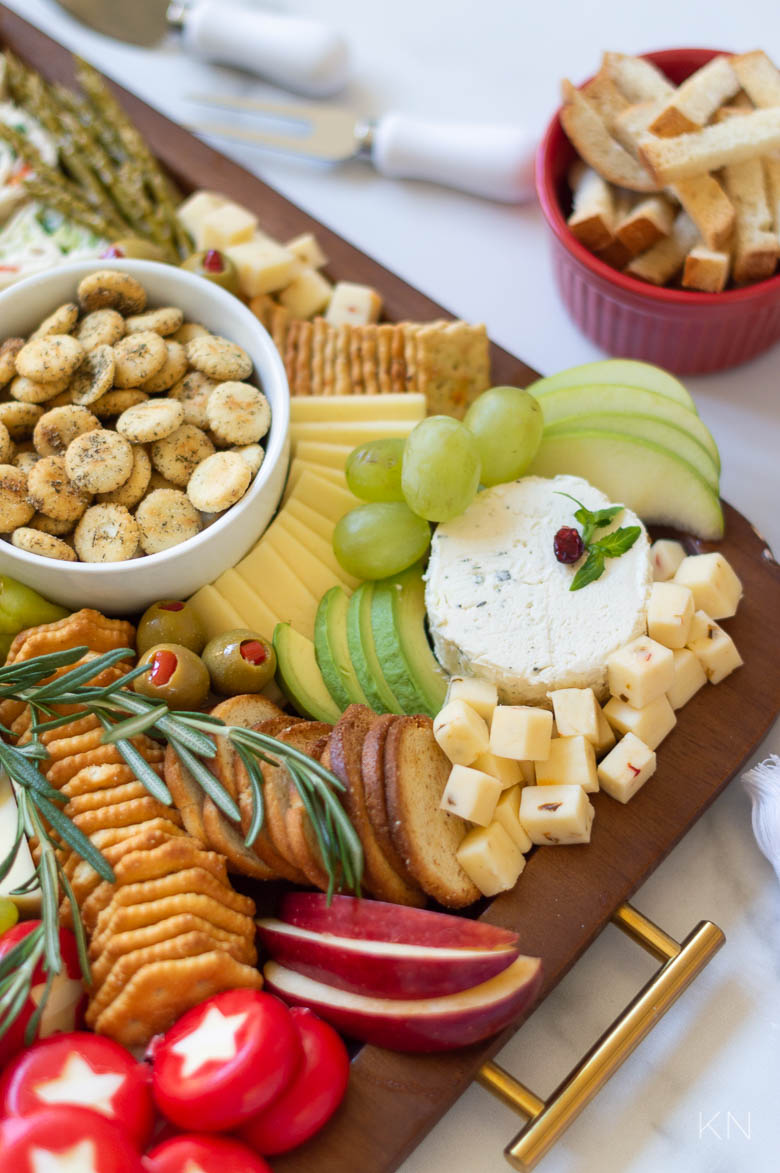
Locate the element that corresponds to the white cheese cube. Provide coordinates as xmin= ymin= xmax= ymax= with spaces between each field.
xmin=603 ymin=693 xmax=676 ymax=750
xmin=518 ymin=785 xmax=595 ymax=846
xmin=200 ymin=201 xmax=258 ymax=250
xmin=472 ymin=750 xmax=522 ymax=791
xmin=674 ymin=552 xmax=742 ymax=619
xmin=279 ymin=267 xmax=333 ymax=319
xmin=433 ymin=699 xmax=489 ymax=765
xmin=606 ymin=636 xmax=675 ymax=709
xmin=535 ymin=735 xmax=598 ymax=792
xmin=593 ymin=706 xmax=616 ymax=757
xmin=687 ymin=611 xmax=743 ymax=683
xmin=176 ymin=190 xmax=227 ymax=245
xmin=493 ymin=787 xmax=533 ymax=852
xmin=490 ymin=705 xmax=553 ymax=762
xmin=667 ymin=648 xmax=707 ymax=710
xmin=519 ymin=759 xmax=536 ymax=785
xmin=286 ymin=232 xmax=328 ymax=269
xmin=647 ymin=581 xmax=695 ymax=649
xmin=597 ymin=732 xmax=656 ymax=803
xmin=456 ymin=822 xmax=525 ymax=897
xmin=325 ymin=281 xmax=382 ymax=327
xmin=226 ymin=237 xmax=298 ymax=297
xmin=549 ymin=687 xmax=601 ymax=743
xmin=447 ymin=676 xmax=498 ymax=724
xmin=651 ymin=539 xmax=686 ymax=581
xmin=440 ymin=764 xmax=502 ymax=826
xmin=0 ymin=772 xmax=40 ymax=915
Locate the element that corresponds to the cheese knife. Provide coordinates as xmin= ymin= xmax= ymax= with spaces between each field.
xmin=186 ymin=94 xmax=537 ymax=203
xmin=52 ymin=0 xmax=350 ymax=96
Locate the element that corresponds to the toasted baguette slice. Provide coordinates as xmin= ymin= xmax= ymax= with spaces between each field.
xmin=602 ymin=51 xmax=675 ymax=102
xmin=723 ymin=157 xmax=780 ymax=284
xmin=626 ymin=211 xmax=700 ymax=284
xmin=640 ymin=108 xmax=780 ymax=183
xmin=567 ymin=162 xmax=617 ymax=250
xmin=682 ymin=246 xmax=731 ymax=292
xmin=731 ymin=50 xmax=780 ymax=108
xmin=671 ymin=174 xmax=735 ymax=249
xmin=560 ymin=80 xmax=656 ymax=191
xmin=201 ymin=796 xmax=276 ymax=881
xmin=383 ymin=715 xmax=480 ymax=909
xmin=615 ymin=195 xmax=675 ymax=255
xmin=164 ymin=743 xmax=207 ymax=844
xmin=361 ymin=713 xmax=420 ymax=887
xmin=649 ymin=56 xmax=740 ymax=137
xmin=210 ymin=694 xmax=284 ymax=799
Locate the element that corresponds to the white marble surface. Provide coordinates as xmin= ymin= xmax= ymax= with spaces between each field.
xmin=3 ymin=1 xmax=778 ymax=1169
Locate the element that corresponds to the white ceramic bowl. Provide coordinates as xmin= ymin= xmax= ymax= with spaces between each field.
xmin=0 ymin=259 xmax=290 ymax=614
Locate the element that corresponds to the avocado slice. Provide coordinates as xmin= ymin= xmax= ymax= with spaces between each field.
xmin=314 ymin=587 xmax=369 ymax=711
xmin=346 ymin=583 xmax=402 ymax=714
xmin=371 ymin=565 xmax=447 ymax=717
xmin=273 ymin=622 xmax=341 ymax=724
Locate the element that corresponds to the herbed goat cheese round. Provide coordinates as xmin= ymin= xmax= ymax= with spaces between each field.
xmin=425 ymin=475 xmax=652 ymax=705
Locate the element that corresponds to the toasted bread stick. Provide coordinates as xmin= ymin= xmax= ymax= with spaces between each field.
xmin=626 ymin=211 xmax=699 ymax=284
xmin=567 ymin=162 xmax=617 ymax=250
xmin=649 ymin=56 xmax=740 ymax=137
xmin=602 ymin=52 xmax=674 ymax=103
xmin=723 ymin=157 xmax=779 ymax=284
xmin=682 ymin=246 xmax=731 ymax=292
xmin=731 ymin=50 xmax=780 ymax=108
xmin=640 ymin=107 xmax=780 ymax=183
xmin=671 ymin=175 xmax=735 ymax=249
xmin=615 ymin=195 xmax=675 ymax=255
xmin=561 ymin=80 xmax=656 ymax=191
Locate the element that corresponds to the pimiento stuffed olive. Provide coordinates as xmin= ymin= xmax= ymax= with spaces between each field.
xmin=134 ymin=643 xmax=210 ymax=710
xmin=136 ymin=600 xmax=206 ymax=657
xmin=202 ymin=629 xmax=276 ymax=695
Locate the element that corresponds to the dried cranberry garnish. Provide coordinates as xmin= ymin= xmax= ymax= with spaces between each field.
xmin=554 ymin=526 xmax=584 ymax=564
xmin=203 ymin=249 xmax=225 ymax=273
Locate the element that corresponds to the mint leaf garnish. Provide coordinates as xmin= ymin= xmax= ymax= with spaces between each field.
xmin=570 ymin=549 xmax=605 ymax=591
xmin=555 ymin=493 xmax=640 ymax=590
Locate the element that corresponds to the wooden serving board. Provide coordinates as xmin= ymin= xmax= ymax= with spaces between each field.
xmin=2 ymin=8 xmax=779 ymax=1170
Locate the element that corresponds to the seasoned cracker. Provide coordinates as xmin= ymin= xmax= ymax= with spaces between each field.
xmin=124 ymin=306 xmax=183 ymax=337
xmin=13 ymin=450 xmax=39 ymax=476
xmin=10 ymin=527 xmax=76 ymax=562
xmin=76 ymin=308 xmax=125 ymax=351
xmin=116 ymin=398 xmax=183 ymax=444
xmin=69 ymin=345 xmax=116 ymax=406
xmin=136 ymin=488 xmax=201 ymax=554
xmin=187 ymin=451 xmax=251 ymax=513
xmin=0 ymin=401 xmax=44 ymax=440
xmin=206 ymin=383 xmax=270 ymax=445
xmin=232 ymin=444 xmax=264 ymax=475
xmin=0 ymin=465 xmax=34 ymax=530
xmin=65 ymin=429 xmax=134 ymax=494
xmin=172 ymin=322 xmax=210 ymax=345
xmin=33 ymin=405 xmax=100 ymax=457
xmin=142 ymin=340 xmax=188 ymax=392
xmin=0 ymin=338 xmax=24 ymax=387
xmin=74 ymin=503 xmax=140 ymax=563
xmin=30 ymin=303 xmax=79 ymax=340
xmin=16 ymin=334 xmax=85 ymax=384
xmin=112 ymin=331 xmax=167 ymax=388
xmin=77 ymin=270 xmax=147 ymax=316
xmin=169 ymin=370 xmax=216 ymax=429
xmin=185 ymin=334 xmax=252 ymax=381
xmin=26 ymin=456 xmax=89 ymax=523
xmin=151 ymin=424 xmax=214 ymax=487
xmin=10 ymin=374 xmax=70 ymax=405
xmin=91 ymin=389 xmax=148 ymax=419
xmin=97 ymin=444 xmax=151 ymax=508
xmin=0 ymin=421 xmax=14 ymax=464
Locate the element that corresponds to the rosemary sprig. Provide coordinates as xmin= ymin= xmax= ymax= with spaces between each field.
xmin=0 ymin=644 xmax=363 ymax=1044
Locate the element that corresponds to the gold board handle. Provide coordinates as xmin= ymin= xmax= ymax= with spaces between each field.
xmin=478 ymin=902 xmax=725 ymax=1171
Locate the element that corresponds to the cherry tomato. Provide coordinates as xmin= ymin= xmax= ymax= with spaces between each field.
xmin=0 ymin=1104 xmax=145 ymax=1171
xmin=149 ymin=989 xmax=301 ymax=1131
xmin=145 ymin=1133 xmax=273 ymax=1173
xmin=239 ymin=1006 xmax=349 ymax=1155
xmin=0 ymin=1031 xmax=154 ymax=1150
xmin=0 ymin=922 xmax=85 ymax=1066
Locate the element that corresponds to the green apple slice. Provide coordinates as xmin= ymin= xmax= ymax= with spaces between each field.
xmin=545 ymin=413 xmax=718 ymax=490
xmin=529 ymin=430 xmax=724 ymax=539
xmin=314 ymin=586 xmax=368 ymax=710
xmin=525 ymin=359 xmax=696 ymax=411
xmin=273 ymin=623 xmax=341 ymax=724
xmin=530 ymin=384 xmax=720 ymax=469
xmin=346 ymin=583 xmax=403 ymax=714
xmin=370 ymin=565 xmax=448 ymax=717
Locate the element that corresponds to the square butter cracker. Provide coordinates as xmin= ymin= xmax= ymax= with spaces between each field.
xmin=390 ymin=324 xmax=408 ymax=393
xmin=359 ymin=325 xmax=380 ymax=395
xmin=294 ymin=320 xmax=313 ymax=397
xmin=349 ymin=323 xmax=365 ymax=395
xmin=311 ymin=317 xmax=329 ymax=396
xmin=415 ymin=320 xmax=491 ymax=418
xmin=335 ymin=324 xmax=352 ymax=396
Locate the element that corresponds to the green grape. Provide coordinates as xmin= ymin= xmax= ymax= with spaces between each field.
xmin=0 ymin=896 xmax=19 ymax=935
xmin=464 ymin=386 xmax=543 ymax=486
xmin=401 ymin=416 xmax=481 ymax=521
xmin=345 ymin=437 xmax=405 ymax=502
xmin=333 ymin=503 xmax=431 ymax=580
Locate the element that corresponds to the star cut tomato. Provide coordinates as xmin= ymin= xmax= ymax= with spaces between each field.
xmin=0 ymin=1104 xmax=145 ymax=1172
xmin=145 ymin=1133 xmax=273 ymax=1173
xmin=148 ymin=989 xmax=301 ymax=1131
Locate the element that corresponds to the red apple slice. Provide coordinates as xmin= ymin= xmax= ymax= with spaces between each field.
xmin=257 ymin=918 xmax=519 ymax=999
xmin=279 ymin=893 xmax=520 ymax=951
xmin=263 ymin=953 xmax=543 ymax=1052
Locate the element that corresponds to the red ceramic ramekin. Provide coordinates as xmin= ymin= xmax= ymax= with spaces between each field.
xmin=536 ymin=48 xmax=780 ymax=374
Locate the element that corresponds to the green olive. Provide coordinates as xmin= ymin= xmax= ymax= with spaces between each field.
xmin=134 ymin=643 xmax=210 ymax=710
xmin=104 ymin=238 xmax=168 ymax=262
xmin=136 ymin=600 xmax=206 ymax=657
xmin=181 ymin=248 xmax=240 ymax=295
xmin=202 ymin=629 xmax=276 ymax=696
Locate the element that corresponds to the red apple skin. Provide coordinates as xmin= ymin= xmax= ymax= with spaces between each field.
xmin=263 ymin=955 xmax=543 ymax=1052
xmin=279 ymin=893 xmax=520 ymax=951
xmin=257 ymin=919 xmax=519 ymax=999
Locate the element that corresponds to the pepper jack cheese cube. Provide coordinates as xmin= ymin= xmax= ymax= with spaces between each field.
xmin=667 ymin=647 xmax=707 ymax=710
xmin=518 ymin=785 xmax=595 ymax=846
xmin=651 ymin=539 xmax=686 ymax=581
xmin=593 ymin=706 xmax=616 ymax=757
xmin=493 ymin=786 xmax=533 ymax=852
xmin=279 ymin=267 xmax=333 ymax=319
xmin=686 ymin=611 xmax=743 ymax=683
xmin=472 ymin=751 xmax=523 ymax=791
xmin=603 ymin=693 xmax=676 ymax=750
xmin=433 ymin=699 xmax=489 ymax=765
xmin=226 ymin=237 xmax=298 ymax=297
xmin=548 ymin=687 xmax=600 ymax=743
xmin=490 ymin=705 xmax=553 ymax=762
xmin=286 ymin=232 xmax=328 ymax=269
xmin=534 ymin=735 xmax=598 ymax=793
xmin=674 ymin=552 xmax=742 ymax=619
xmin=646 ymin=581 xmax=695 ymax=649
xmin=597 ymin=732 xmax=656 ymax=803
xmin=606 ymin=636 xmax=674 ymax=709
xmin=447 ymin=676 xmax=498 ymax=725
xmin=200 ymin=200 xmax=258 ymax=250
xmin=456 ymin=822 xmax=525 ymax=896
xmin=325 ymin=281 xmax=382 ymax=327
xmin=440 ymin=764 xmax=502 ymax=826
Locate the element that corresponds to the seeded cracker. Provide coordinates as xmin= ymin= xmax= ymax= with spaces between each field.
xmin=142 ymin=340 xmax=188 ymax=392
